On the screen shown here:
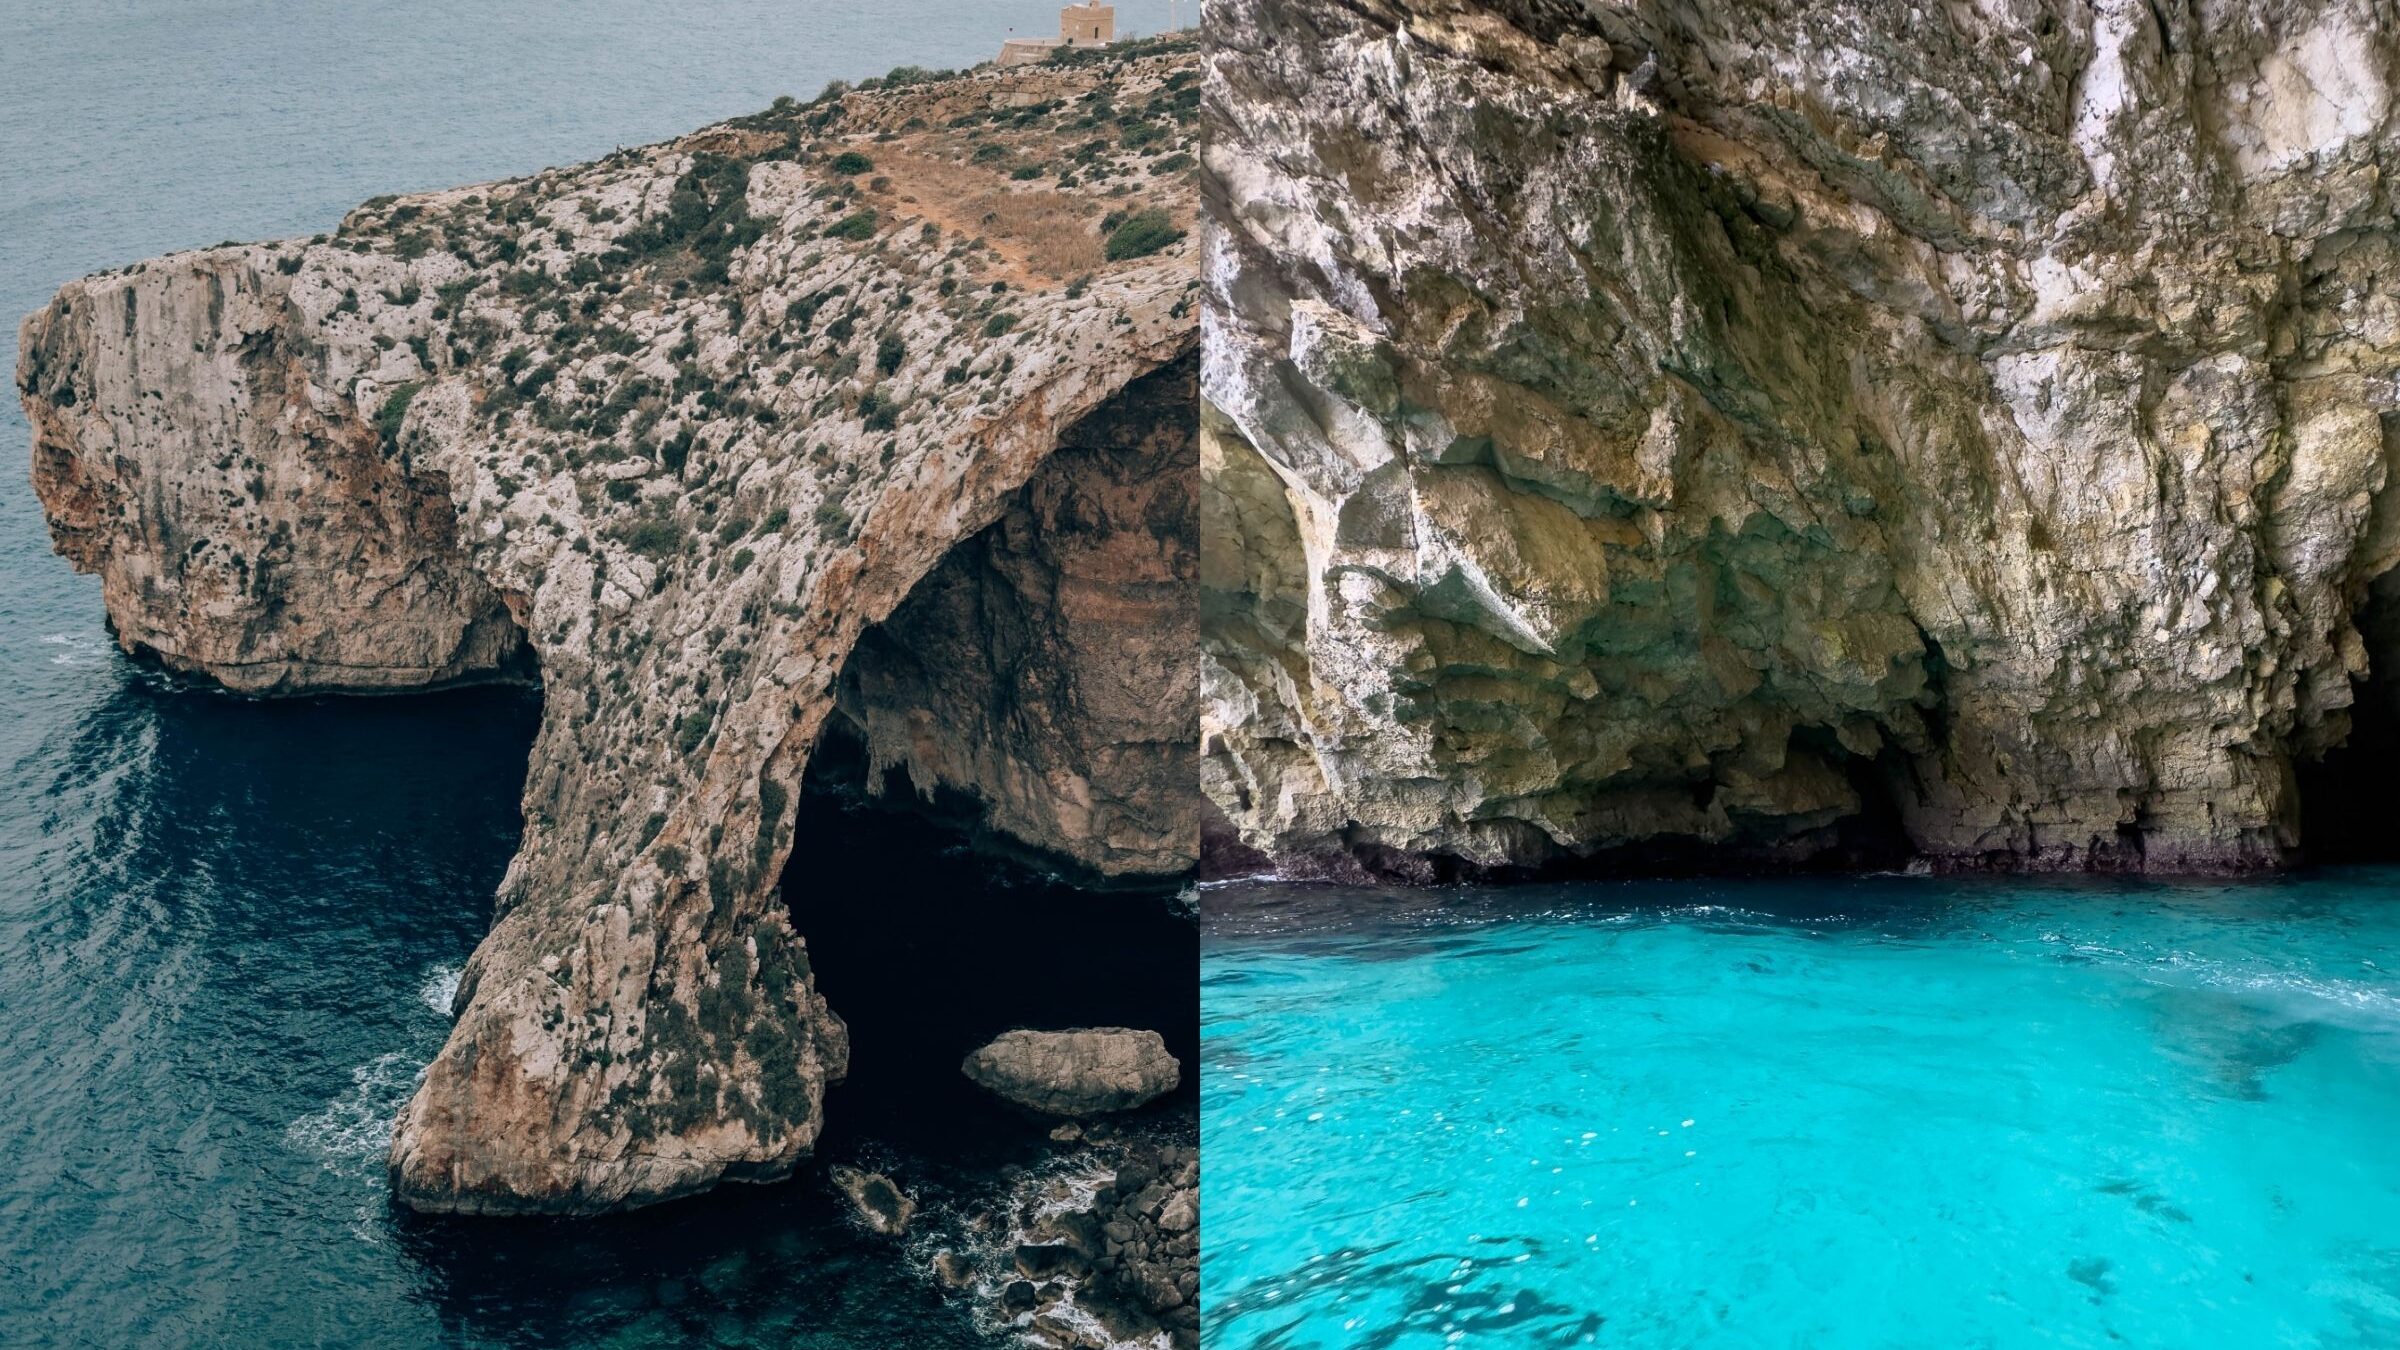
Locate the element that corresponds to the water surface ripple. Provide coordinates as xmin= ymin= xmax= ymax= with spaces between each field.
xmin=1201 ymin=873 xmax=2400 ymax=1348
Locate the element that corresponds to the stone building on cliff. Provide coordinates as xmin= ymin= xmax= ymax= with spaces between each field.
xmin=997 ymin=2 xmax=1114 ymax=66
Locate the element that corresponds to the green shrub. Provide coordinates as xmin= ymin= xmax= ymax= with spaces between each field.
xmin=610 ymin=153 xmax=764 ymax=274
xmin=824 ymin=210 xmax=878 ymax=241
xmin=1104 ymin=208 xmax=1185 ymax=261
xmin=829 ymin=150 xmax=873 ymax=175
xmin=982 ymin=313 xmax=1017 ymax=338
xmin=875 ymin=333 xmax=906 ymax=375
xmin=857 ymin=388 xmax=901 ymax=431
xmin=659 ymin=429 xmax=694 ymax=473
xmin=375 ymin=382 xmax=423 ymax=453
xmin=622 ymin=518 xmax=686 ymax=558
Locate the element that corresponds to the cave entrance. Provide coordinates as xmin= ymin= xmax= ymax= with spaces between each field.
xmin=777 ymin=351 xmax=1201 ymax=1165
xmin=782 ymin=729 xmax=1197 ymax=1164
xmin=2296 ymin=568 xmax=2400 ymax=862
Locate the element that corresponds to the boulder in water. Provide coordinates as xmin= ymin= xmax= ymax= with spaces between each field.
xmin=960 ymin=1028 xmax=1180 ymax=1117
xmin=829 ymin=1164 xmax=916 ymax=1238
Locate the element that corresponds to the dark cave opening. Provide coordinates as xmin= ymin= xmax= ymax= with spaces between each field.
xmin=780 ymin=722 xmax=1198 ymax=1165
xmin=1825 ymin=733 xmax=1920 ymax=869
xmin=773 ymin=351 xmax=1201 ymax=1165
xmin=2296 ymin=569 xmax=2400 ymax=863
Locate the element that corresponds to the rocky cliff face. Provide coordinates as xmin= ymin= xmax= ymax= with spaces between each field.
xmin=1201 ymin=0 xmax=2400 ymax=877
xmin=22 ymin=44 xmax=1201 ymax=1213
xmin=835 ymin=352 xmax=1197 ymax=878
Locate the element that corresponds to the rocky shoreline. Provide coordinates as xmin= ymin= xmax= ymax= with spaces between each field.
xmin=913 ymin=1131 xmax=1198 ymax=1350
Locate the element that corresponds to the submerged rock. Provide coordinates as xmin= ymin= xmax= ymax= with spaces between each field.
xmin=21 ymin=40 xmax=1202 ymax=1214
xmin=1014 ymin=1241 xmax=1091 ymax=1280
xmin=932 ymin=1249 xmax=975 ymax=1291
xmin=961 ymin=1028 xmax=1180 ymax=1116
xmin=1201 ymin=0 xmax=2400 ymax=877
xmin=829 ymin=1164 xmax=916 ymax=1237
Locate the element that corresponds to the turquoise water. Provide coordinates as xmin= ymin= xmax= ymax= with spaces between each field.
xmin=0 ymin=2 xmax=1175 ymax=1344
xmin=1201 ymin=874 xmax=2400 ymax=1348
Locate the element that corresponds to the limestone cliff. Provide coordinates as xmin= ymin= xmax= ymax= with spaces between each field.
xmin=22 ymin=43 xmax=1201 ymax=1213
xmin=835 ymin=353 xmax=1197 ymax=878
xmin=1201 ymin=0 xmax=2400 ymax=876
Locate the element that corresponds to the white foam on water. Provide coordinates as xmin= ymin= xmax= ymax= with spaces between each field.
xmin=285 ymin=1049 xmax=427 ymax=1183
xmin=2126 ymin=948 xmax=2400 ymax=1034
xmin=418 ymin=963 xmax=463 ymax=1017
xmin=2206 ymin=968 xmax=2400 ymax=1032
xmin=901 ymin=1146 xmax=1175 ymax=1350
xmin=42 ymin=632 xmax=105 ymax=667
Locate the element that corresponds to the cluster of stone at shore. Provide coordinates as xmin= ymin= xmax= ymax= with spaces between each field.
xmin=990 ymin=1142 xmax=1200 ymax=1350
xmin=828 ymin=1025 xmax=1190 ymax=1346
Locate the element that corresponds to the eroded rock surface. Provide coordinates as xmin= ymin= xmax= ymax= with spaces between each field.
xmin=1202 ymin=0 xmax=2400 ymax=876
xmin=835 ymin=352 xmax=1199 ymax=877
xmin=22 ymin=43 xmax=1202 ymax=1213
xmin=963 ymin=1028 xmax=1182 ymax=1116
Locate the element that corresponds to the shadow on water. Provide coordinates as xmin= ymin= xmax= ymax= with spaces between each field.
xmin=1200 ymin=866 xmax=2400 ymax=954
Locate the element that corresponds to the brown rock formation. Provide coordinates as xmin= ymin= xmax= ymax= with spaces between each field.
xmin=835 ymin=353 xmax=1198 ymax=877
xmin=1201 ymin=0 xmax=2400 ymax=877
xmin=961 ymin=1027 xmax=1183 ymax=1116
xmin=21 ymin=43 xmax=1203 ymax=1213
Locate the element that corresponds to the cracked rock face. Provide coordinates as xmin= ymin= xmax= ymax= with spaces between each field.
xmin=1201 ymin=0 xmax=2400 ymax=877
xmin=22 ymin=44 xmax=1202 ymax=1213
xmin=835 ymin=352 xmax=1198 ymax=877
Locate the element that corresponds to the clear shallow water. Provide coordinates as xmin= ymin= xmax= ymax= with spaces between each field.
xmin=0 ymin=2 xmax=1174 ymax=1344
xmin=1201 ymin=874 xmax=2400 ymax=1349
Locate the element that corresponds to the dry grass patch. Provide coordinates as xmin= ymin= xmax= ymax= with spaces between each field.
xmin=867 ymin=149 xmax=1106 ymax=279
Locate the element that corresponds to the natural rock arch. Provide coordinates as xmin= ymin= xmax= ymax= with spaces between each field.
xmin=22 ymin=49 xmax=1205 ymax=1215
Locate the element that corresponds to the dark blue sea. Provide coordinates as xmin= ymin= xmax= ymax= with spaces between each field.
xmin=0 ymin=3 xmax=1186 ymax=1345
